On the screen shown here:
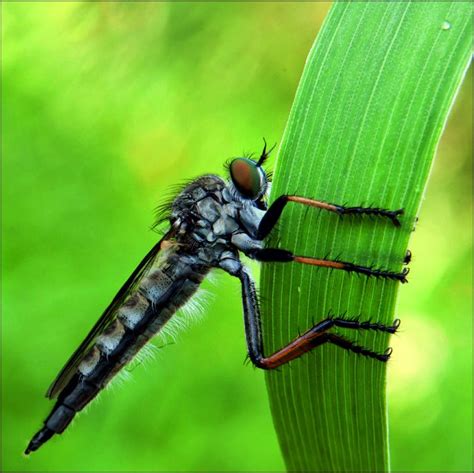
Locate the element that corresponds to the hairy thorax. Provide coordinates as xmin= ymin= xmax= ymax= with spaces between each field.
xmin=168 ymin=175 xmax=266 ymax=270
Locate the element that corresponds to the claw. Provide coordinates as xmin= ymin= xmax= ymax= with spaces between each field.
xmin=382 ymin=346 xmax=393 ymax=361
xmin=391 ymin=318 xmax=401 ymax=332
xmin=404 ymin=249 xmax=412 ymax=265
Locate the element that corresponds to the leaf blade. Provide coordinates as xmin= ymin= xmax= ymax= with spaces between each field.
xmin=261 ymin=2 xmax=472 ymax=471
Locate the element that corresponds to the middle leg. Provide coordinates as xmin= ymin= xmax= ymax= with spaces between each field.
xmin=250 ymin=248 xmax=409 ymax=283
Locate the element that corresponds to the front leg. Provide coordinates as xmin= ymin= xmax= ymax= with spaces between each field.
xmin=257 ymin=195 xmax=404 ymax=240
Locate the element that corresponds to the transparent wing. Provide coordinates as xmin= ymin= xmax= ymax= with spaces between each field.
xmin=46 ymin=230 xmax=175 ymax=399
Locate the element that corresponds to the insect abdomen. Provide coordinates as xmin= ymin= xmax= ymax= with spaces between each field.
xmin=26 ymin=265 xmax=207 ymax=454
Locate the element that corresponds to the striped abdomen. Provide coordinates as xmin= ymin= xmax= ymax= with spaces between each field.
xmin=26 ymin=262 xmax=208 ymax=454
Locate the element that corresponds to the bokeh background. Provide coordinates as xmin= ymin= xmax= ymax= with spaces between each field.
xmin=2 ymin=2 xmax=471 ymax=472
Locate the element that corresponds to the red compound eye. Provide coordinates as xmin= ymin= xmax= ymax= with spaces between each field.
xmin=229 ymin=158 xmax=263 ymax=199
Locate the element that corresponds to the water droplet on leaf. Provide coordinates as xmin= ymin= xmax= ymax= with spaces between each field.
xmin=441 ymin=21 xmax=451 ymax=31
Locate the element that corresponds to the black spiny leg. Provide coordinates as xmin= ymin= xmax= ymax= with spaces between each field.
xmin=250 ymin=248 xmax=409 ymax=283
xmin=325 ymin=334 xmax=393 ymax=362
xmin=317 ymin=315 xmax=400 ymax=334
xmin=257 ymin=195 xmax=403 ymax=240
xmin=238 ymin=269 xmax=398 ymax=370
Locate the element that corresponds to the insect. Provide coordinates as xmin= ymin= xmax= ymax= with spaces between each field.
xmin=25 ymin=141 xmax=408 ymax=454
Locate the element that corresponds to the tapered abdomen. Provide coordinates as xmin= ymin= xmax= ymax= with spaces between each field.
xmin=26 ymin=261 xmax=207 ymax=454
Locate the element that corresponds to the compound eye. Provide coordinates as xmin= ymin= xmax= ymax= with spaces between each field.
xmin=229 ymin=158 xmax=262 ymax=199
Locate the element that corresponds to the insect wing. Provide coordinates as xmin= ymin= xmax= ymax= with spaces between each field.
xmin=46 ymin=231 xmax=175 ymax=399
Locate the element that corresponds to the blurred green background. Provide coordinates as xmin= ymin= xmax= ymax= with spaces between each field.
xmin=1 ymin=2 xmax=471 ymax=472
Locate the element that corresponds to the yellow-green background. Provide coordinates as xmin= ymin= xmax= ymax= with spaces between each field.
xmin=2 ymin=3 xmax=471 ymax=472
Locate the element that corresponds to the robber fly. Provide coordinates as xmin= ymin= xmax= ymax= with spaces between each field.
xmin=25 ymin=141 xmax=408 ymax=454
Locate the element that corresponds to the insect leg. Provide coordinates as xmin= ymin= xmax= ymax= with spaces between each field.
xmin=238 ymin=269 xmax=392 ymax=369
xmin=250 ymin=248 xmax=409 ymax=283
xmin=257 ymin=195 xmax=403 ymax=240
xmin=322 ymin=315 xmax=400 ymax=334
xmin=325 ymin=333 xmax=392 ymax=362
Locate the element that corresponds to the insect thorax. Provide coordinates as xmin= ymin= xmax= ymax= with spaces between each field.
xmin=168 ymin=174 xmax=264 ymax=267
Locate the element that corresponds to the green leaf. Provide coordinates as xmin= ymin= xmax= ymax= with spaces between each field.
xmin=260 ymin=2 xmax=471 ymax=472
